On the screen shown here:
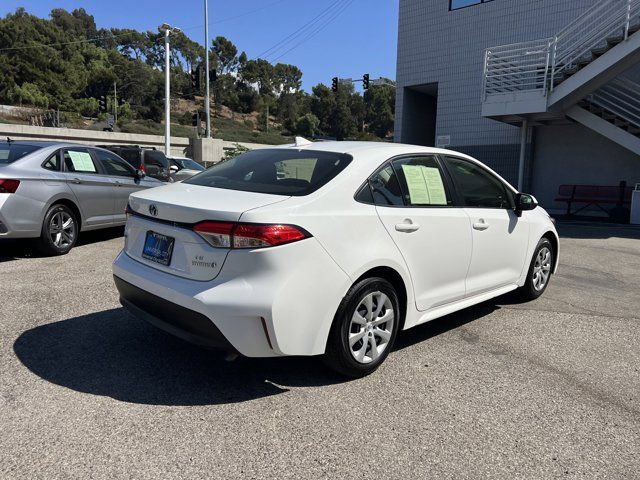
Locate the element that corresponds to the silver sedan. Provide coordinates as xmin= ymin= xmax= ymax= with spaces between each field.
xmin=0 ymin=140 xmax=162 ymax=255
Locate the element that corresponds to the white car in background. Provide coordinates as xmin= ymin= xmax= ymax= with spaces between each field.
xmin=113 ymin=141 xmax=559 ymax=377
xmin=167 ymin=156 xmax=205 ymax=182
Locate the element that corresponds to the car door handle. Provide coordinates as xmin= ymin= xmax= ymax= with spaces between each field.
xmin=72 ymin=177 xmax=82 ymax=184
xmin=473 ymin=219 xmax=490 ymax=231
xmin=395 ymin=220 xmax=420 ymax=233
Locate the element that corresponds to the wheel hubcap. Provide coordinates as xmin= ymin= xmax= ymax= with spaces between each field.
xmin=532 ymin=246 xmax=552 ymax=291
xmin=348 ymin=291 xmax=394 ymax=364
xmin=49 ymin=211 xmax=76 ymax=248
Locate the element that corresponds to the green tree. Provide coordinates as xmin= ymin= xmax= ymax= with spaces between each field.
xmin=212 ymin=36 xmax=238 ymax=74
xmin=294 ymin=113 xmax=319 ymax=137
xmin=364 ymin=80 xmax=395 ymax=138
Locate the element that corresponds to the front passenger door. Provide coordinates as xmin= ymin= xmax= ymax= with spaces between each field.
xmin=444 ymin=156 xmax=530 ymax=296
xmin=94 ymin=149 xmax=152 ymax=223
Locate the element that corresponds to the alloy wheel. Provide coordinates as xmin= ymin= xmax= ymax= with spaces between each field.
xmin=532 ymin=246 xmax=551 ymax=291
xmin=49 ymin=211 xmax=76 ymax=249
xmin=348 ymin=291 xmax=395 ymax=364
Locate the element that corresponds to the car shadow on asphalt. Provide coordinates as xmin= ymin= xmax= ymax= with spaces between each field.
xmin=13 ymin=300 xmax=504 ymax=406
xmin=0 ymin=226 xmax=124 ymax=262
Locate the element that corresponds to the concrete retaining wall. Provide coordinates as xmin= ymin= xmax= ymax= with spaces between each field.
xmin=0 ymin=123 xmax=274 ymax=164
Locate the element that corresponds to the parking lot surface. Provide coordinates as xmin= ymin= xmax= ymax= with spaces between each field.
xmin=1 ymin=223 xmax=639 ymax=479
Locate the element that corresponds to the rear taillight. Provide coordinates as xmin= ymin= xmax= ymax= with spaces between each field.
xmin=193 ymin=221 xmax=234 ymax=248
xmin=0 ymin=179 xmax=20 ymax=194
xmin=193 ymin=221 xmax=310 ymax=249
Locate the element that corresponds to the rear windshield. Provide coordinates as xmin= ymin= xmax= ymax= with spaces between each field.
xmin=184 ymin=149 xmax=352 ymax=196
xmin=145 ymin=150 xmax=169 ymax=168
xmin=115 ymin=149 xmax=141 ymax=168
xmin=177 ymin=159 xmax=204 ymax=171
xmin=0 ymin=142 xmax=43 ymax=164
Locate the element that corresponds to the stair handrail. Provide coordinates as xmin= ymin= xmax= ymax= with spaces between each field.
xmin=550 ymin=0 xmax=640 ymax=91
xmin=482 ymin=0 xmax=640 ymax=99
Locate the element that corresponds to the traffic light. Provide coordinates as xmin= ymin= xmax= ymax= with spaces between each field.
xmin=98 ymin=96 xmax=107 ymax=112
xmin=191 ymin=112 xmax=199 ymax=127
xmin=331 ymin=77 xmax=339 ymax=93
xmin=362 ymin=73 xmax=370 ymax=90
xmin=191 ymin=66 xmax=201 ymax=91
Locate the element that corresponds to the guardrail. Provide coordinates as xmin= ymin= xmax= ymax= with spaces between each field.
xmin=482 ymin=0 xmax=640 ymax=99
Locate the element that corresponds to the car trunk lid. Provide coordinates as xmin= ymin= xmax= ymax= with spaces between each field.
xmin=125 ymin=183 xmax=289 ymax=281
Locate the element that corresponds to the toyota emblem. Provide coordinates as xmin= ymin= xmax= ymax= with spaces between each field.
xmin=148 ymin=204 xmax=158 ymax=217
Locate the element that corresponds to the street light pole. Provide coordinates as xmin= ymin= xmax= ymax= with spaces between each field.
xmin=204 ymin=0 xmax=212 ymax=138
xmin=164 ymin=27 xmax=171 ymax=155
xmin=160 ymin=23 xmax=181 ymax=156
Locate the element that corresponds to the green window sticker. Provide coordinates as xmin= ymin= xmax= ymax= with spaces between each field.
xmin=68 ymin=151 xmax=96 ymax=173
xmin=401 ymin=164 xmax=447 ymax=206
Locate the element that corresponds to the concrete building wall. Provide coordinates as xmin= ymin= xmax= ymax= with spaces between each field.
xmin=395 ymin=0 xmax=599 ymax=184
xmin=532 ymin=124 xmax=640 ymax=212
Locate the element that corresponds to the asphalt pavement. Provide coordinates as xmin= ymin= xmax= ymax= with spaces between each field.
xmin=1 ymin=223 xmax=639 ymax=479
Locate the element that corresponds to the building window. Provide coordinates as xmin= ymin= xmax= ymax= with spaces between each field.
xmin=450 ymin=0 xmax=493 ymax=11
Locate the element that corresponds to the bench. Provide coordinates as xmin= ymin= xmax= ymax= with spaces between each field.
xmin=555 ymin=183 xmax=633 ymax=216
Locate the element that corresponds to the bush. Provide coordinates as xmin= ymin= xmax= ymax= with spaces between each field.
xmin=294 ymin=113 xmax=320 ymax=138
xmin=7 ymin=83 xmax=49 ymax=108
xmin=74 ymin=97 xmax=99 ymax=117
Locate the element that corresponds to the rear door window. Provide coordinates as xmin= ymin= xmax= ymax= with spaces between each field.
xmin=185 ymin=149 xmax=352 ymax=196
xmin=145 ymin=150 xmax=169 ymax=168
xmin=391 ymin=155 xmax=452 ymax=207
xmin=63 ymin=148 xmax=100 ymax=174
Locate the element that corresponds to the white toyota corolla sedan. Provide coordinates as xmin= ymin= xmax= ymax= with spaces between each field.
xmin=113 ymin=141 xmax=559 ymax=377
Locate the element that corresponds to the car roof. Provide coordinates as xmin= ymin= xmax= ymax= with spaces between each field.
xmin=279 ymin=140 xmax=474 ymax=160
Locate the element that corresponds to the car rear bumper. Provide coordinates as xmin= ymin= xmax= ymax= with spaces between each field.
xmin=112 ymin=237 xmax=351 ymax=358
xmin=0 ymin=193 xmax=42 ymax=238
xmin=114 ymin=275 xmax=236 ymax=351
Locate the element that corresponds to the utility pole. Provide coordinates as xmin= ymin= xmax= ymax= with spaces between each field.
xmin=160 ymin=23 xmax=181 ymax=155
xmin=204 ymin=0 xmax=211 ymax=138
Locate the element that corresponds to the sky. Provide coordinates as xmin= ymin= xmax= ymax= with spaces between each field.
xmin=0 ymin=0 xmax=399 ymax=92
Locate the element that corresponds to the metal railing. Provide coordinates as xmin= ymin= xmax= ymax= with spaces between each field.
xmin=588 ymin=77 xmax=640 ymax=127
xmin=482 ymin=0 xmax=640 ymax=100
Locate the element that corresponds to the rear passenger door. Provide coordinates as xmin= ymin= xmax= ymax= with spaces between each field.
xmin=443 ymin=156 xmax=530 ymax=296
xmin=61 ymin=147 xmax=114 ymax=227
xmin=371 ymin=155 xmax=473 ymax=311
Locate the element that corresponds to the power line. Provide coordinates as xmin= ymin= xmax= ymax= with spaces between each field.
xmin=256 ymin=0 xmax=344 ymax=59
xmin=269 ymin=0 xmax=356 ymax=62
xmin=0 ymin=1 xmax=292 ymax=54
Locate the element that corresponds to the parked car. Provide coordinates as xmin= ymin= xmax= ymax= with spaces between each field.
xmin=113 ymin=142 xmax=559 ymax=377
xmin=0 ymin=140 xmax=162 ymax=255
xmin=98 ymin=145 xmax=172 ymax=182
xmin=167 ymin=156 xmax=205 ymax=182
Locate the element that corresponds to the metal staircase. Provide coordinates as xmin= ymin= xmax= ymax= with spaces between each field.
xmin=566 ymin=76 xmax=640 ymax=154
xmin=482 ymin=0 xmax=640 ymax=119
xmin=582 ymin=77 xmax=640 ymax=136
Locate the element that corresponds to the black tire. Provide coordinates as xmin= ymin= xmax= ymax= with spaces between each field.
xmin=517 ymin=237 xmax=554 ymax=301
xmin=323 ymin=277 xmax=401 ymax=378
xmin=37 ymin=204 xmax=78 ymax=256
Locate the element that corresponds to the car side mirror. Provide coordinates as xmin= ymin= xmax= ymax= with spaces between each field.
xmin=170 ymin=165 xmax=179 ymax=173
xmin=135 ymin=169 xmax=146 ymax=180
xmin=515 ymin=193 xmax=538 ymax=215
